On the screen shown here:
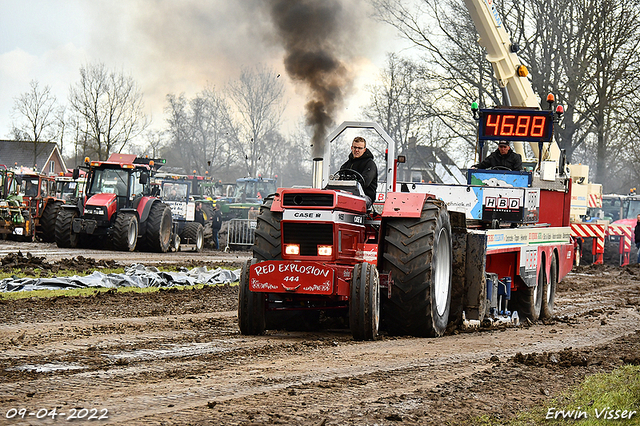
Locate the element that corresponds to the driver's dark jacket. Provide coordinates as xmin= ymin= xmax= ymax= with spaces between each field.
xmin=474 ymin=148 xmax=523 ymax=171
xmin=340 ymin=149 xmax=378 ymax=202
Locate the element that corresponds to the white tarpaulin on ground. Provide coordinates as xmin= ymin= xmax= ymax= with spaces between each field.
xmin=0 ymin=264 xmax=240 ymax=292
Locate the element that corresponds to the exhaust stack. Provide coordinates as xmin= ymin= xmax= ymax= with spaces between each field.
xmin=312 ymin=158 xmax=323 ymax=189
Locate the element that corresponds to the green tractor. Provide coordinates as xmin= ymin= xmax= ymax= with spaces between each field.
xmin=217 ymin=177 xmax=277 ymax=221
xmin=0 ymin=166 xmax=35 ymax=241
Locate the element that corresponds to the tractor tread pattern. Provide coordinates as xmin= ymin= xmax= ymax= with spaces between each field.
xmin=39 ymin=201 xmax=62 ymax=242
xmin=253 ymin=196 xmax=282 ymax=261
xmin=141 ymin=202 xmax=172 ymax=253
xmin=54 ymin=209 xmax=78 ymax=248
xmin=382 ymin=200 xmax=450 ymax=337
xmin=181 ymin=222 xmax=204 ymax=252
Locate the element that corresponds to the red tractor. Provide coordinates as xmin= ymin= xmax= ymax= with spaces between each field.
xmin=239 ymin=120 xmax=575 ymax=340
xmin=55 ymin=154 xmax=173 ymax=252
xmin=16 ymin=170 xmax=64 ymax=242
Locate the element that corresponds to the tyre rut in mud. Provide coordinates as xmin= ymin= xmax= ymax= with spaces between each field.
xmin=381 ymin=199 xmax=452 ymax=337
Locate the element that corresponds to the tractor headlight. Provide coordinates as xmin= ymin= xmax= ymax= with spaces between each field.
xmin=84 ymin=206 xmax=106 ymax=217
xmin=284 ymin=244 xmax=300 ymax=255
xmin=317 ymin=245 xmax=333 ymax=256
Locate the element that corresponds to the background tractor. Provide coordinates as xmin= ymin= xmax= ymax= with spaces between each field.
xmin=155 ymin=175 xmax=209 ymax=252
xmin=17 ymin=170 xmax=64 ymax=242
xmin=55 ymin=154 xmax=173 ymax=252
xmin=0 ymin=166 xmax=34 ymax=241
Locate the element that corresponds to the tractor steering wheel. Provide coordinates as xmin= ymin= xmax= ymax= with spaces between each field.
xmin=332 ymin=169 xmax=366 ymax=189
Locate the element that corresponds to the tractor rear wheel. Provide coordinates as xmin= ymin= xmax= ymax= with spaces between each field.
xmin=39 ymin=201 xmax=62 ymax=242
xmin=253 ymin=196 xmax=282 ymax=261
xmin=141 ymin=202 xmax=172 ymax=253
xmin=55 ymin=209 xmax=79 ymax=248
xmin=515 ymin=262 xmax=545 ymax=322
xmin=381 ymin=199 xmax=452 ymax=337
xmin=350 ymin=262 xmax=380 ymax=341
xmin=238 ymin=258 xmax=266 ymax=335
xmin=110 ymin=213 xmax=138 ymax=251
xmin=540 ymin=253 xmax=558 ymax=319
xmin=180 ymin=222 xmax=204 ymax=252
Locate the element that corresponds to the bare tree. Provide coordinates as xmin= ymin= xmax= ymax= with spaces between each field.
xmin=362 ymin=54 xmax=427 ymax=152
xmin=372 ymin=0 xmax=640 ymax=188
xmin=226 ymin=65 xmax=286 ymax=177
xmin=69 ymin=63 xmax=149 ymax=160
xmin=164 ymin=87 xmax=235 ymax=176
xmin=11 ymin=80 xmax=58 ymax=167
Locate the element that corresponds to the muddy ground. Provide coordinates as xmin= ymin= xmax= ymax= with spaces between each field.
xmin=0 ymin=249 xmax=639 ymax=425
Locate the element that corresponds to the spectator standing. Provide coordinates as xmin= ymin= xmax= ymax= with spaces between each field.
xmin=211 ymin=205 xmax=223 ymax=249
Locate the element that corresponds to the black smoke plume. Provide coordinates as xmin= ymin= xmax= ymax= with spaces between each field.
xmin=267 ymin=0 xmax=356 ymax=158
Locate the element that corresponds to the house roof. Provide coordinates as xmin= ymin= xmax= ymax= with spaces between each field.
xmin=0 ymin=140 xmax=66 ymax=173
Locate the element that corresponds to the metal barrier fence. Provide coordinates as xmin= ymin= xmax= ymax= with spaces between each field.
xmin=225 ymin=219 xmax=257 ymax=251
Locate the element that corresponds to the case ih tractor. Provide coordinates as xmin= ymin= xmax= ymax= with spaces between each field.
xmin=239 ymin=119 xmax=575 ymax=340
xmin=16 ymin=170 xmax=64 ymax=242
xmin=0 ymin=166 xmax=35 ymax=241
xmin=55 ymin=154 xmax=173 ymax=252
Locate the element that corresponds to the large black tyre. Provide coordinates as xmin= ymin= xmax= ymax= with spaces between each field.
xmin=109 ymin=213 xmax=138 ymax=252
xmin=180 ymin=222 xmax=204 ymax=252
xmin=39 ymin=201 xmax=62 ymax=242
xmin=350 ymin=262 xmax=380 ymax=341
xmin=381 ymin=199 xmax=453 ymax=337
xmin=541 ymin=252 xmax=558 ymax=319
xmin=515 ymin=261 xmax=545 ymax=322
xmin=238 ymin=258 xmax=266 ymax=335
xmin=141 ymin=202 xmax=172 ymax=253
xmin=55 ymin=208 xmax=79 ymax=248
xmin=253 ymin=196 xmax=282 ymax=261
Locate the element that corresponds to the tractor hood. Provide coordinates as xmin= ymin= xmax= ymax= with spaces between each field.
xmin=85 ymin=193 xmax=118 ymax=219
xmin=87 ymin=193 xmax=118 ymax=207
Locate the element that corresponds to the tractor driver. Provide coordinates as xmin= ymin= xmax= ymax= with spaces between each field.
xmin=340 ymin=136 xmax=378 ymax=207
xmin=473 ymin=140 xmax=523 ymax=171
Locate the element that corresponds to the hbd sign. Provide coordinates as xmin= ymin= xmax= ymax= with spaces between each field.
xmin=485 ymin=197 xmax=520 ymax=210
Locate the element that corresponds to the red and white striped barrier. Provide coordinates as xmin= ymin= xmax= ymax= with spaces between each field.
xmin=571 ymin=223 xmax=606 ymax=264
xmin=607 ymin=224 xmax=633 ymax=266
xmin=588 ymin=193 xmax=602 ymax=208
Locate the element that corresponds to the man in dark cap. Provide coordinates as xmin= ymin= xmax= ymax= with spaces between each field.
xmin=474 ymin=141 xmax=523 ymax=171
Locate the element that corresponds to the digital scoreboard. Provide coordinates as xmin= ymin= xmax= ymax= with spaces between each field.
xmin=478 ymin=109 xmax=554 ymax=142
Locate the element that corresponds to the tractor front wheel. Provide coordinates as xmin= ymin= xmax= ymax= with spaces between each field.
xmin=110 ymin=213 xmax=138 ymax=251
xmin=180 ymin=222 xmax=204 ymax=252
xmin=350 ymin=262 xmax=380 ymax=341
xmin=39 ymin=201 xmax=62 ymax=242
xmin=381 ymin=199 xmax=452 ymax=337
xmin=55 ymin=209 xmax=79 ymax=248
xmin=253 ymin=196 xmax=282 ymax=261
xmin=238 ymin=258 xmax=266 ymax=335
xmin=142 ymin=202 xmax=172 ymax=253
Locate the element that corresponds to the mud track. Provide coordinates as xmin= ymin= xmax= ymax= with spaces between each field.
xmin=0 ymin=243 xmax=639 ymax=425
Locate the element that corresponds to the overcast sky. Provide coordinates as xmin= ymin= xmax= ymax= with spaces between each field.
xmin=0 ymin=0 xmax=413 ymax=146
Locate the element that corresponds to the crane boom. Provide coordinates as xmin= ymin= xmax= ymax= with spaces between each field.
xmin=464 ymin=0 xmax=561 ymax=163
